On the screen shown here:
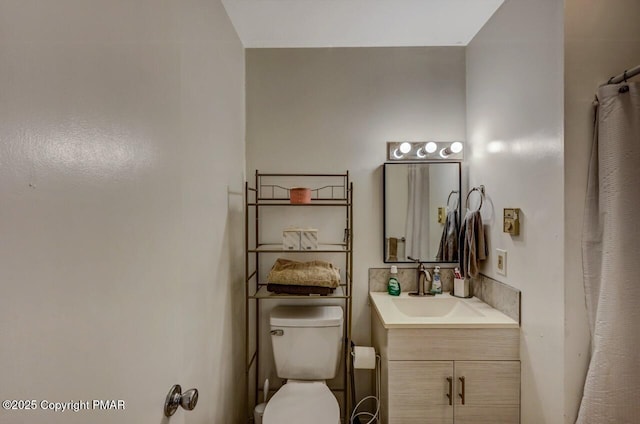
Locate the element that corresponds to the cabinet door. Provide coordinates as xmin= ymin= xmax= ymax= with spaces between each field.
xmin=388 ymin=361 xmax=454 ymax=424
xmin=454 ymin=361 xmax=520 ymax=424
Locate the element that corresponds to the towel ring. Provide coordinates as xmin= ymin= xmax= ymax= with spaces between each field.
xmin=465 ymin=186 xmax=484 ymax=211
xmin=447 ymin=190 xmax=459 ymax=210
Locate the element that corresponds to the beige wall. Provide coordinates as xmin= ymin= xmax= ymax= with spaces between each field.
xmin=564 ymin=1 xmax=640 ymax=422
xmin=466 ymin=1 xmax=565 ymax=423
xmin=0 ymin=1 xmax=245 ymax=423
xmin=246 ymin=46 xmax=467 ymax=401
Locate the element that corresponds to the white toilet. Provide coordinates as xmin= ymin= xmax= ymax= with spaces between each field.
xmin=263 ymin=305 xmax=343 ymax=424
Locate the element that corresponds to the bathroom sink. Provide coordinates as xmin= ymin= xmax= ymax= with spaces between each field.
xmin=369 ymin=292 xmax=518 ymax=328
xmin=391 ymin=296 xmax=483 ymax=318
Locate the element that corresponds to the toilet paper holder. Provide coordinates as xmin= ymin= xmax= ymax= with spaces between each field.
xmin=351 ymin=346 xmax=377 ymax=370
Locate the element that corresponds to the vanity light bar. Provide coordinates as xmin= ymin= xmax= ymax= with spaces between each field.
xmin=387 ymin=141 xmax=464 ymax=161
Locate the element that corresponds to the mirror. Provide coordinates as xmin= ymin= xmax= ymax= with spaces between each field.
xmin=384 ymin=162 xmax=461 ymax=263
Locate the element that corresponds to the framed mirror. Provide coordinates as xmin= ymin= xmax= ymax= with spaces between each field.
xmin=383 ymin=162 xmax=461 ymax=263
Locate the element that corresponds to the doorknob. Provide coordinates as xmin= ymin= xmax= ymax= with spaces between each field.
xmin=164 ymin=384 xmax=199 ymax=417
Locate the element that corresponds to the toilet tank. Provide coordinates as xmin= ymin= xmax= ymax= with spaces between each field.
xmin=270 ymin=306 xmax=343 ymax=380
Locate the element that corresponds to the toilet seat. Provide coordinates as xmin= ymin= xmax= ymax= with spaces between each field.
xmin=262 ymin=380 xmax=340 ymax=424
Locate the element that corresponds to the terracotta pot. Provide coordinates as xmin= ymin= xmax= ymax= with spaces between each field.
xmin=289 ymin=187 xmax=311 ymax=204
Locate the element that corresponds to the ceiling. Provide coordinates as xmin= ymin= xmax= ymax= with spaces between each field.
xmin=221 ymin=0 xmax=504 ymax=48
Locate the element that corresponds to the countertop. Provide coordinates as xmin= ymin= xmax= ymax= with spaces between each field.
xmin=370 ymin=291 xmax=520 ymax=329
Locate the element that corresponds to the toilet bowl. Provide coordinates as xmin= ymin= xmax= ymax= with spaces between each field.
xmin=262 ymin=380 xmax=340 ymax=424
xmin=263 ymin=306 xmax=344 ymax=424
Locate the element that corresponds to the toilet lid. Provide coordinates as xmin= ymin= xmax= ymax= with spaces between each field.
xmin=263 ymin=381 xmax=340 ymax=424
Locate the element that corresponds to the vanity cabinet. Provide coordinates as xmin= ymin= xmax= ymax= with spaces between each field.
xmin=453 ymin=361 xmax=520 ymax=424
xmin=372 ymin=311 xmax=520 ymax=424
xmin=388 ymin=361 xmax=453 ymax=423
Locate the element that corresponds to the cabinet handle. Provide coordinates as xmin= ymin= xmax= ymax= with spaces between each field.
xmin=458 ymin=376 xmax=465 ymax=405
xmin=446 ymin=377 xmax=453 ymax=406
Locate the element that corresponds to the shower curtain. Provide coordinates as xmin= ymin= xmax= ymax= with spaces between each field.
xmin=578 ymin=81 xmax=640 ymax=423
xmin=405 ymin=164 xmax=430 ymax=260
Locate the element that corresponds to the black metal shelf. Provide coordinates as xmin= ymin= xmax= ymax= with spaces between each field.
xmin=249 ymin=243 xmax=350 ymax=253
xmin=249 ymin=286 xmax=348 ymax=299
xmin=248 ymin=202 xmax=351 ymax=206
xmin=244 ymin=170 xmax=353 ymax=422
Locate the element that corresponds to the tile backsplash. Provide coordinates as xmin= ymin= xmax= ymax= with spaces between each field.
xmin=368 ymin=268 xmax=521 ymax=323
xmin=369 ymin=267 xmax=455 ymax=293
xmin=469 ymin=274 xmax=520 ymax=323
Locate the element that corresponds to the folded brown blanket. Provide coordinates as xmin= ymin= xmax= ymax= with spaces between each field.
xmin=267 ymin=284 xmax=334 ymax=296
xmin=267 ymin=258 xmax=340 ymax=288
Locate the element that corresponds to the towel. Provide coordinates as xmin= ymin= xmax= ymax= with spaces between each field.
xmin=387 ymin=237 xmax=398 ymax=261
xmin=436 ymin=209 xmax=459 ymax=262
xmin=266 ymin=284 xmax=334 ymax=296
xmin=458 ymin=210 xmax=488 ymax=278
xmin=267 ymin=258 xmax=340 ymax=288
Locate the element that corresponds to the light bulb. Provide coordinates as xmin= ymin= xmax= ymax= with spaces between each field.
xmin=439 ymin=148 xmax=450 ymax=158
xmin=451 ymin=142 xmax=463 ymax=153
xmin=392 ymin=148 xmax=404 ymax=159
xmin=425 ymin=142 xmax=437 ymax=153
xmin=416 ymin=147 xmax=426 ymax=158
xmin=399 ymin=142 xmax=412 ymax=154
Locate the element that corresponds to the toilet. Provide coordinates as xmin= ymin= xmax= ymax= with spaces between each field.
xmin=263 ymin=305 xmax=343 ymax=424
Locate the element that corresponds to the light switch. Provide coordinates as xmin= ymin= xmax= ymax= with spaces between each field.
xmin=503 ymin=208 xmax=520 ymax=235
xmin=438 ymin=207 xmax=445 ymax=224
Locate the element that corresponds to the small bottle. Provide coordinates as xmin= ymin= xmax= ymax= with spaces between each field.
xmin=431 ymin=266 xmax=442 ymax=294
xmin=388 ymin=266 xmax=401 ymax=296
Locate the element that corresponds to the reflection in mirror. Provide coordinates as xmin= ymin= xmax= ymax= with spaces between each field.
xmin=384 ymin=162 xmax=461 ymax=263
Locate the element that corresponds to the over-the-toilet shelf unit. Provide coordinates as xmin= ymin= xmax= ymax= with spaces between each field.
xmin=244 ymin=171 xmax=353 ymax=423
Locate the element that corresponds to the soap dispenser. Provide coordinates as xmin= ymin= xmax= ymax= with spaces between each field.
xmin=431 ymin=266 xmax=442 ymax=294
xmin=388 ymin=266 xmax=401 ymax=296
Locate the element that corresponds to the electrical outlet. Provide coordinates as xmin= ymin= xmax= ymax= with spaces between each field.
xmin=496 ymin=249 xmax=507 ymax=276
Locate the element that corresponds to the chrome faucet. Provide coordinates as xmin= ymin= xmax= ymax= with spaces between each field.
xmin=407 ymin=257 xmax=433 ymax=297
